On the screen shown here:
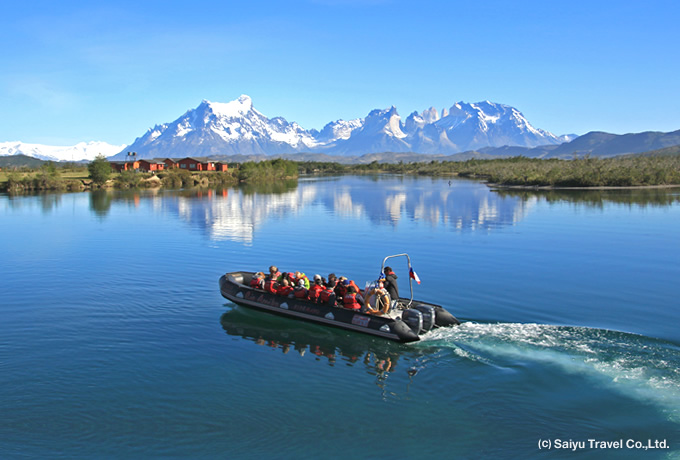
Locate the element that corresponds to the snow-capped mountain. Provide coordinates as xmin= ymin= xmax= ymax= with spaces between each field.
xmin=326 ymin=107 xmax=412 ymax=155
xmin=110 ymin=95 xmax=568 ymax=159
xmin=402 ymin=101 xmax=565 ymax=153
xmin=0 ymin=141 xmax=125 ymax=162
xmin=312 ymin=118 xmax=364 ymax=144
xmin=111 ymin=95 xmax=319 ymax=159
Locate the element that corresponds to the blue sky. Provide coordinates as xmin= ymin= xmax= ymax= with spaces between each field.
xmin=1 ymin=0 xmax=678 ymax=146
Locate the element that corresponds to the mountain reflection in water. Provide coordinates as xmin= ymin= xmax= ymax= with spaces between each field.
xmin=8 ymin=176 xmax=678 ymax=244
xmin=156 ymin=176 xmax=536 ymax=243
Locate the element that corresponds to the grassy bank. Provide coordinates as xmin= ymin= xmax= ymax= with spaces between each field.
xmin=299 ymin=154 xmax=680 ymax=187
xmin=0 ymin=158 xmax=299 ymax=192
xmin=3 ymin=154 xmax=679 ymax=192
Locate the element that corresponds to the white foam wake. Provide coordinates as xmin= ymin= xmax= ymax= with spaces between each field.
xmin=420 ymin=322 xmax=680 ymax=421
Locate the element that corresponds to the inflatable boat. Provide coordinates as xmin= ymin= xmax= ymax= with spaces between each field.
xmin=218 ymin=254 xmax=460 ymax=343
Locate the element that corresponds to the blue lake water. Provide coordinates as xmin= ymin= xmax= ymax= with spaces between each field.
xmin=1 ymin=175 xmax=680 ymax=458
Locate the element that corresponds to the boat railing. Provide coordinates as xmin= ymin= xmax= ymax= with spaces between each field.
xmin=380 ymin=253 xmax=414 ymax=308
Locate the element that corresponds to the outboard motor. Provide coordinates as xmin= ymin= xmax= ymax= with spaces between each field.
xmin=413 ymin=304 xmax=435 ymax=332
xmin=401 ymin=309 xmax=423 ymax=335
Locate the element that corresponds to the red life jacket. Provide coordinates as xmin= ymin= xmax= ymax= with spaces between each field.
xmin=308 ymin=284 xmax=324 ymax=302
xmin=319 ymin=288 xmax=335 ymax=305
xmin=264 ymin=279 xmax=278 ymax=293
xmin=293 ymin=287 xmax=308 ymax=299
xmin=276 ymin=285 xmax=294 ymax=296
xmin=335 ymin=283 xmax=348 ymax=299
xmin=343 ymin=293 xmax=361 ymax=310
xmin=250 ymin=277 xmax=264 ymax=289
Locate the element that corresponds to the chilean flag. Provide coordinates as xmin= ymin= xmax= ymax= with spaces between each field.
xmin=409 ymin=267 xmax=421 ymax=285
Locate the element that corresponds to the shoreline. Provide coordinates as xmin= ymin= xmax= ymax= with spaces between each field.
xmin=487 ymin=183 xmax=680 ymax=191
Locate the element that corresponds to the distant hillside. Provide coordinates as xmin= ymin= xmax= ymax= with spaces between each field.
xmin=544 ymin=129 xmax=680 ymax=158
xmin=0 ymin=154 xmax=46 ymax=169
xmin=621 ymin=144 xmax=680 ymax=158
xmin=454 ymin=130 xmax=680 ymax=160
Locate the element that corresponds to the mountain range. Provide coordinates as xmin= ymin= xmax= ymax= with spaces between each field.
xmin=110 ymin=95 xmax=573 ymax=159
xmin=0 ymin=141 xmax=125 ymax=162
xmin=3 ymin=95 xmax=679 ymax=162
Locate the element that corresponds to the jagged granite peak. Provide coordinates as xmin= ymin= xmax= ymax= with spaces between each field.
xmin=421 ymin=100 xmax=564 ymax=150
xmin=327 ymin=106 xmax=411 ymax=155
xmin=315 ymin=118 xmax=364 ymax=144
xmin=404 ymin=111 xmax=426 ymax=135
xmin=362 ymin=106 xmax=407 ymax=139
xmin=421 ymin=107 xmax=440 ymax=124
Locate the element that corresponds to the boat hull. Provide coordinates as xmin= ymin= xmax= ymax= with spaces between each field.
xmin=219 ymin=272 xmax=459 ymax=343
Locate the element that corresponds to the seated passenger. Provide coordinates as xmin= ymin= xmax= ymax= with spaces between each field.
xmin=334 ymin=277 xmax=349 ymax=300
xmin=294 ymin=271 xmax=311 ymax=289
xmin=318 ymin=285 xmax=337 ymax=306
xmin=307 ymin=275 xmax=325 ymax=302
xmin=277 ymin=271 xmax=297 ymax=286
xmin=264 ymin=276 xmax=278 ymax=294
xmin=326 ymin=273 xmax=338 ymax=289
xmin=335 ymin=278 xmax=361 ymax=301
xmin=276 ymin=278 xmax=294 ymax=297
xmin=250 ymin=272 xmax=265 ymax=290
xmin=342 ymin=286 xmax=364 ymax=311
xmin=293 ymin=279 xmax=308 ymax=299
xmin=267 ymin=265 xmax=281 ymax=281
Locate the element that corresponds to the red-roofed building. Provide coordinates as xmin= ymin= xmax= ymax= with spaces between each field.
xmin=138 ymin=159 xmax=166 ymax=172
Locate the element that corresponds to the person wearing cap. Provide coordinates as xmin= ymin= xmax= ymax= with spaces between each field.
xmin=335 ymin=277 xmax=362 ymax=302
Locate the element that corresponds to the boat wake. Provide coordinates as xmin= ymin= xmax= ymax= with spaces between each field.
xmin=418 ymin=322 xmax=680 ymax=422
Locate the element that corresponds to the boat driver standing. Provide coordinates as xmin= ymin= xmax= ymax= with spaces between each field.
xmin=382 ymin=266 xmax=399 ymax=309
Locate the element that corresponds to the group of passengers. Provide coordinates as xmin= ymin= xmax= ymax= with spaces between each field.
xmin=249 ymin=265 xmax=399 ymax=315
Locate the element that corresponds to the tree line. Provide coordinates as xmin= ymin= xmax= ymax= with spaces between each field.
xmin=3 ymin=153 xmax=679 ymax=193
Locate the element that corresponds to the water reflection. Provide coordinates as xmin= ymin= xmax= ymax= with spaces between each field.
xmin=153 ymin=176 xmax=538 ymax=242
xmin=7 ymin=177 xmax=678 ymax=241
xmin=494 ymin=187 xmax=680 ymax=208
xmin=3 ymin=192 xmax=63 ymax=214
xmin=220 ymin=307 xmax=406 ymax=395
xmin=89 ymin=190 xmax=113 ymax=217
